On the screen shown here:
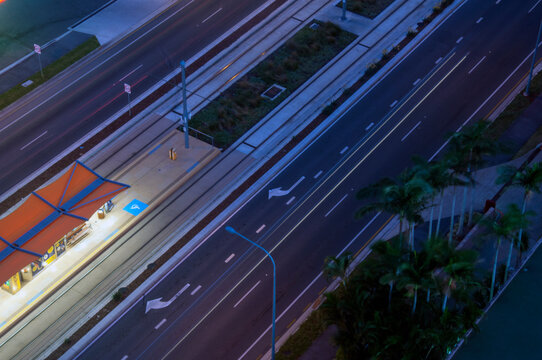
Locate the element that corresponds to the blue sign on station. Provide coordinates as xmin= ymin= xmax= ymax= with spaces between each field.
xmin=123 ymin=199 xmax=148 ymax=216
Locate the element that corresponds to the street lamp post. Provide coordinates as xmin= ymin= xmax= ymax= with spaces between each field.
xmin=180 ymin=60 xmax=190 ymax=149
xmin=225 ymin=226 xmax=276 ymax=360
xmin=525 ymin=19 xmax=542 ymax=96
xmin=341 ymin=0 xmax=346 ymax=21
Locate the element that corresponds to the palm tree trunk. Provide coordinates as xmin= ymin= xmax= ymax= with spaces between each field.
xmin=458 ymin=184 xmax=468 ymax=234
xmin=442 ymin=280 xmax=452 ymax=313
xmin=399 ymin=218 xmax=404 ymax=246
xmin=388 ymin=282 xmax=394 ymax=311
xmin=490 ymin=238 xmax=502 ymax=301
xmin=409 ymin=222 xmax=415 ymax=251
xmin=449 ymin=186 xmax=457 ymax=244
xmin=468 ymin=181 xmax=476 ymax=226
xmin=426 ymin=288 xmax=431 ymax=302
xmin=412 ymin=286 xmax=418 ymax=315
xmin=436 ymin=190 xmax=444 ymax=235
xmin=504 ymin=239 xmax=514 ymax=283
xmin=428 ymin=198 xmax=435 ymax=240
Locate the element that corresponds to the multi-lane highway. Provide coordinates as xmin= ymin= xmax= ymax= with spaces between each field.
xmin=72 ymin=0 xmax=542 ymax=359
xmin=0 ymin=0 xmax=272 ymax=195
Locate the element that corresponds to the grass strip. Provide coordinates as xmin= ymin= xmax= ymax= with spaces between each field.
xmin=0 ymin=36 xmax=100 ymax=111
xmin=343 ymin=0 xmax=396 ymax=19
xmin=277 ymin=309 xmax=328 ymax=360
xmin=190 ymin=21 xmax=356 ymax=148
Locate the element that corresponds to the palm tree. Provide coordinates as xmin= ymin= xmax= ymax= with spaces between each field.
xmin=371 ymin=237 xmax=405 ymax=311
xmin=323 ymin=252 xmax=353 ymax=290
xmin=497 ymin=161 xmax=542 ymax=270
xmin=443 ymin=150 xmax=469 ymax=243
xmin=357 ymin=171 xmax=431 ymax=248
xmin=481 ymin=204 xmax=527 ymax=301
xmin=448 ymin=120 xmax=501 ymax=233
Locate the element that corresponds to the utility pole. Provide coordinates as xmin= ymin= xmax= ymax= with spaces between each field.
xmin=341 ymin=0 xmax=346 ymax=21
xmin=525 ymin=19 xmax=542 ymax=96
xmin=180 ymin=60 xmax=189 ymax=149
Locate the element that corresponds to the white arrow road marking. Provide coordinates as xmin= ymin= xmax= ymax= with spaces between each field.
xmin=145 ymin=283 xmax=190 ymax=314
xmin=268 ymin=176 xmax=305 ymax=199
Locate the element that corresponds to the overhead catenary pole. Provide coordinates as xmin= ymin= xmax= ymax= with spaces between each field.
xmin=225 ymin=226 xmax=276 ymax=360
xmin=180 ymin=60 xmax=189 ymax=149
xmin=525 ymin=19 xmax=542 ymax=96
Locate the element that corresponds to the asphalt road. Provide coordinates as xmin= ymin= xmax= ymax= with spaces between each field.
xmin=0 ymin=0 xmax=267 ymax=195
xmin=76 ymin=0 xmax=542 ymax=359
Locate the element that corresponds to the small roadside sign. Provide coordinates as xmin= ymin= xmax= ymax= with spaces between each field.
xmin=124 ymin=83 xmax=131 ymax=94
xmin=34 ymin=44 xmax=41 ymax=54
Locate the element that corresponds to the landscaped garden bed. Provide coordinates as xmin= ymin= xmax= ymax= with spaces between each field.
xmin=190 ymin=21 xmax=356 ymax=148
xmin=340 ymin=0 xmax=396 ymax=19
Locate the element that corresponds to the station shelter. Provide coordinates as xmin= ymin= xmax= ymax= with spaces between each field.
xmin=0 ymin=161 xmax=129 ymax=294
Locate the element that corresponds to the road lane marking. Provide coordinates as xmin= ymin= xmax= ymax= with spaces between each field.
xmin=225 ymin=254 xmax=235 ymax=263
xmin=154 ymin=319 xmax=167 ymax=330
xmin=468 ymin=55 xmax=486 ymax=74
xmin=0 ymin=0 xmax=196 ymax=135
xmin=324 ymin=194 xmax=347 ymax=217
xmin=121 ymin=356 xmax=128 ymax=360
xmin=339 ymin=146 xmax=349 ymax=154
xmin=529 ymin=0 xmax=542 ymax=13
xmin=389 ymin=100 xmax=398 ymax=108
xmin=234 ymin=280 xmax=261 ymax=308
xmin=20 ymin=131 xmax=47 ymax=151
xmin=190 ymin=285 xmax=202 ymax=296
xmin=313 ymin=170 xmax=323 ymax=179
xmin=456 ymin=36 xmax=463 ymax=44
xmin=412 ymin=78 xmax=421 ymax=86
xmin=117 ymin=64 xmax=143 ymax=83
xmin=435 ymin=56 xmax=442 ymax=64
xmin=286 ymin=196 xmax=295 ymax=205
xmin=202 ymin=7 xmax=222 ymax=23
xmin=476 ymin=17 xmax=483 ymax=24
xmin=256 ymin=224 xmax=266 ymax=234
xmin=496 ymin=0 xmax=501 ymax=4
xmin=401 ymin=121 xmax=421 ymax=142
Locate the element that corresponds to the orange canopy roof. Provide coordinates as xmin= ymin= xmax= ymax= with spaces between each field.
xmin=0 ymin=161 xmax=129 ymax=285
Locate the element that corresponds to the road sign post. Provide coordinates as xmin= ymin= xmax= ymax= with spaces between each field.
xmin=124 ymin=83 xmax=132 ymax=116
xmin=34 ymin=44 xmax=43 ymax=78
xmin=180 ymin=60 xmax=189 ymax=149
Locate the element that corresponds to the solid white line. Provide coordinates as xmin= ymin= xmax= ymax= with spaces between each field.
xmin=225 ymin=254 xmax=235 ymax=263
xmin=190 ymin=285 xmax=202 ymax=296
xmin=20 ymin=131 xmax=47 ymax=150
xmin=468 ymin=55 xmax=487 ymax=74
xmin=412 ymin=78 xmax=421 ymax=86
xmin=118 ymin=64 xmax=143 ymax=83
xmin=389 ymin=100 xmax=398 ymax=108
xmin=313 ymin=170 xmax=323 ymax=179
xmin=240 ymin=213 xmax=381 ymax=360
xmin=324 ymin=194 xmax=348 ymax=217
xmin=476 ymin=17 xmax=483 ymax=24
xmin=256 ymin=224 xmax=266 ymax=234
xmin=456 ymin=36 xmax=463 ymax=44
xmin=202 ymin=7 xmax=222 ymax=23
xmin=530 ymin=0 xmax=542 ymax=13
xmin=339 ymin=146 xmax=349 ymax=154
xmin=154 ymin=319 xmax=167 ymax=330
xmin=0 ymin=0 xmax=196 ymax=135
xmin=233 ymin=280 xmax=261 ymax=308
xmin=286 ymin=196 xmax=295 ymax=205
xmin=435 ymin=57 xmax=443 ymax=64
xmin=121 ymin=356 xmax=128 ymax=360
xmin=365 ymin=122 xmax=374 ymax=130
xmin=401 ymin=121 xmax=421 ymax=142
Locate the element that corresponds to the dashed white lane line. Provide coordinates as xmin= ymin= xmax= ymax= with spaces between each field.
xmin=401 ymin=121 xmax=421 ymax=142
xmin=154 ymin=318 xmax=167 ymax=330
xmin=468 ymin=56 xmax=487 ymax=74
xmin=314 ymin=170 xmax=323 ymax=179
xmin=413 ymin=78 xmax=421 ymax=86
xmin=20 ymin=130 xmax=47 ymax=150
xmin=121 ymin=356 xmax=128 ymax=360
xmin=476 ymin=17 xmax=483 ymax=24
xmin=225 ymin=253 xmax=235 ymax=263
xmin=435 ymin=57 xmax=443 ymax=64
xmin=286 ymin=196 xmax=295 ymax=205
xmin=496 ymin=0 xmax=501 ymax=4
xmin=190 ymin=285 xmax=202 ymax=296
xmin=256 ymin=224 xmax=266 ymax=234
xmin=234 ymin=280 xmax=261 ymax=308
xmin=456 ymin=36 xmax=463 ymax=44
xmin=339 ymin=146 xmax=349 ymax=154
xmin=365 ymin=122 xmax=374 ymax=130
xmin=530 ymin=0 xmax=542 ymax=12
xmin=118 ymin=64 xmax=143 ymax=83
xmin=202 ymin=7 xmax=222 ymax=23
xmin=389 ymin=100 xmax=398 ymax=108
xmin=324 ymin=194 xmax=348 ymax=217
